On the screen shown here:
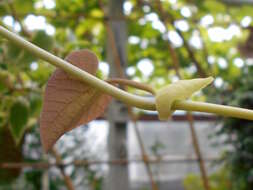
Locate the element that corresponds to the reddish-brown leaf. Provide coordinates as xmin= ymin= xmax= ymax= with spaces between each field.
xmin=40 ymin=50 xmax=112 ymax=152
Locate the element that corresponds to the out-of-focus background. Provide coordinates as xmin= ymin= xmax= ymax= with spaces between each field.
xmin=0 ymin=0 xmax=253 ymax=189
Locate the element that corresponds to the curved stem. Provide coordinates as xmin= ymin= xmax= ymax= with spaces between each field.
xmin=0 ymin=25 xmax=155 ymax=110
xmin=0 ymin=26 xmax=253 ymax=120
xmin=106 ymin=78 xmax=155 ymax=95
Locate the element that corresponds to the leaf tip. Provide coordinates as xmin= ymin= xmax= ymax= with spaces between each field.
xmin=39 ymin=124 xmax=56 ymax=153
xmin=204 ymin=76 xmax=214 ymax=84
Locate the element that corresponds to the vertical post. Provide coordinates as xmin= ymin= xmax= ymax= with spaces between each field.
xmin=105 ymin=0 xmax=129 ymax=190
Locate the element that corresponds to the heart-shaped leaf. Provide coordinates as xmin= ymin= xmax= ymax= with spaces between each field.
xmin=155 ymin=77 xmax=214 ymax=120
xmin=40 ymin=50 xmax=112 ymax=152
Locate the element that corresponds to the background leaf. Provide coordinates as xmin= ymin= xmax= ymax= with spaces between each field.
xmin=9 ymin=98 xmax=29 ymax=143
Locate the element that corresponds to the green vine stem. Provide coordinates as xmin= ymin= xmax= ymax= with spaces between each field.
xmin=173 ymin=101 xmax=253 ymax=120
xmin=0 ymin=25 xmax=253 ymax=120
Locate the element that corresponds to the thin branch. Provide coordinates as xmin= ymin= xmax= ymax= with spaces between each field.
xmin=194 ymin=24 xmax=213 ymax=71
xmin=7 ymin=2 xmax=31 ymax=38
xmin=152 ymin=0 xmax=207 ymax=78
xmin=107 ymin=78 xmax=155 ymax=95
xmin=187 ymin=113 xmax=210 ymax=190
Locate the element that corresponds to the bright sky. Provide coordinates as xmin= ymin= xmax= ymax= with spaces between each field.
xmin=181 ymin=7 xmax=192 ymax=18
xmin=126 ymin=66 xmax=136 ymax=76
xmin=3 ymin=14 xmax=55 ymax=35
xmin=128 ymin=36 xmax=141 ymax=44
xmin=24 ymin=14 xmax=55 ymax=35
xmin=175 ymin=20 xmax=189 ymax=32
xmin=99 ymin=61 xmax=109 ymax=77
xmin=35 ymin=0 xmax=55 ymax=9
xmin=137 ymin=58 xmax=154 ymax=76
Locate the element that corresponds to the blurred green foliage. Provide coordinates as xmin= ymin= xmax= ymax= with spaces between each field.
xmin=215 ymin=68 xmax=253 ymax=190
xmin=183 ymin=166 xmax=232 ymax=190
xmin=0 ymin=0 xmax=252 ymax=189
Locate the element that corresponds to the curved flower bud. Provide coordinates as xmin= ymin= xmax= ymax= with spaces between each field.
xmin=155 ymin=77 xmax=214 ymax=120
